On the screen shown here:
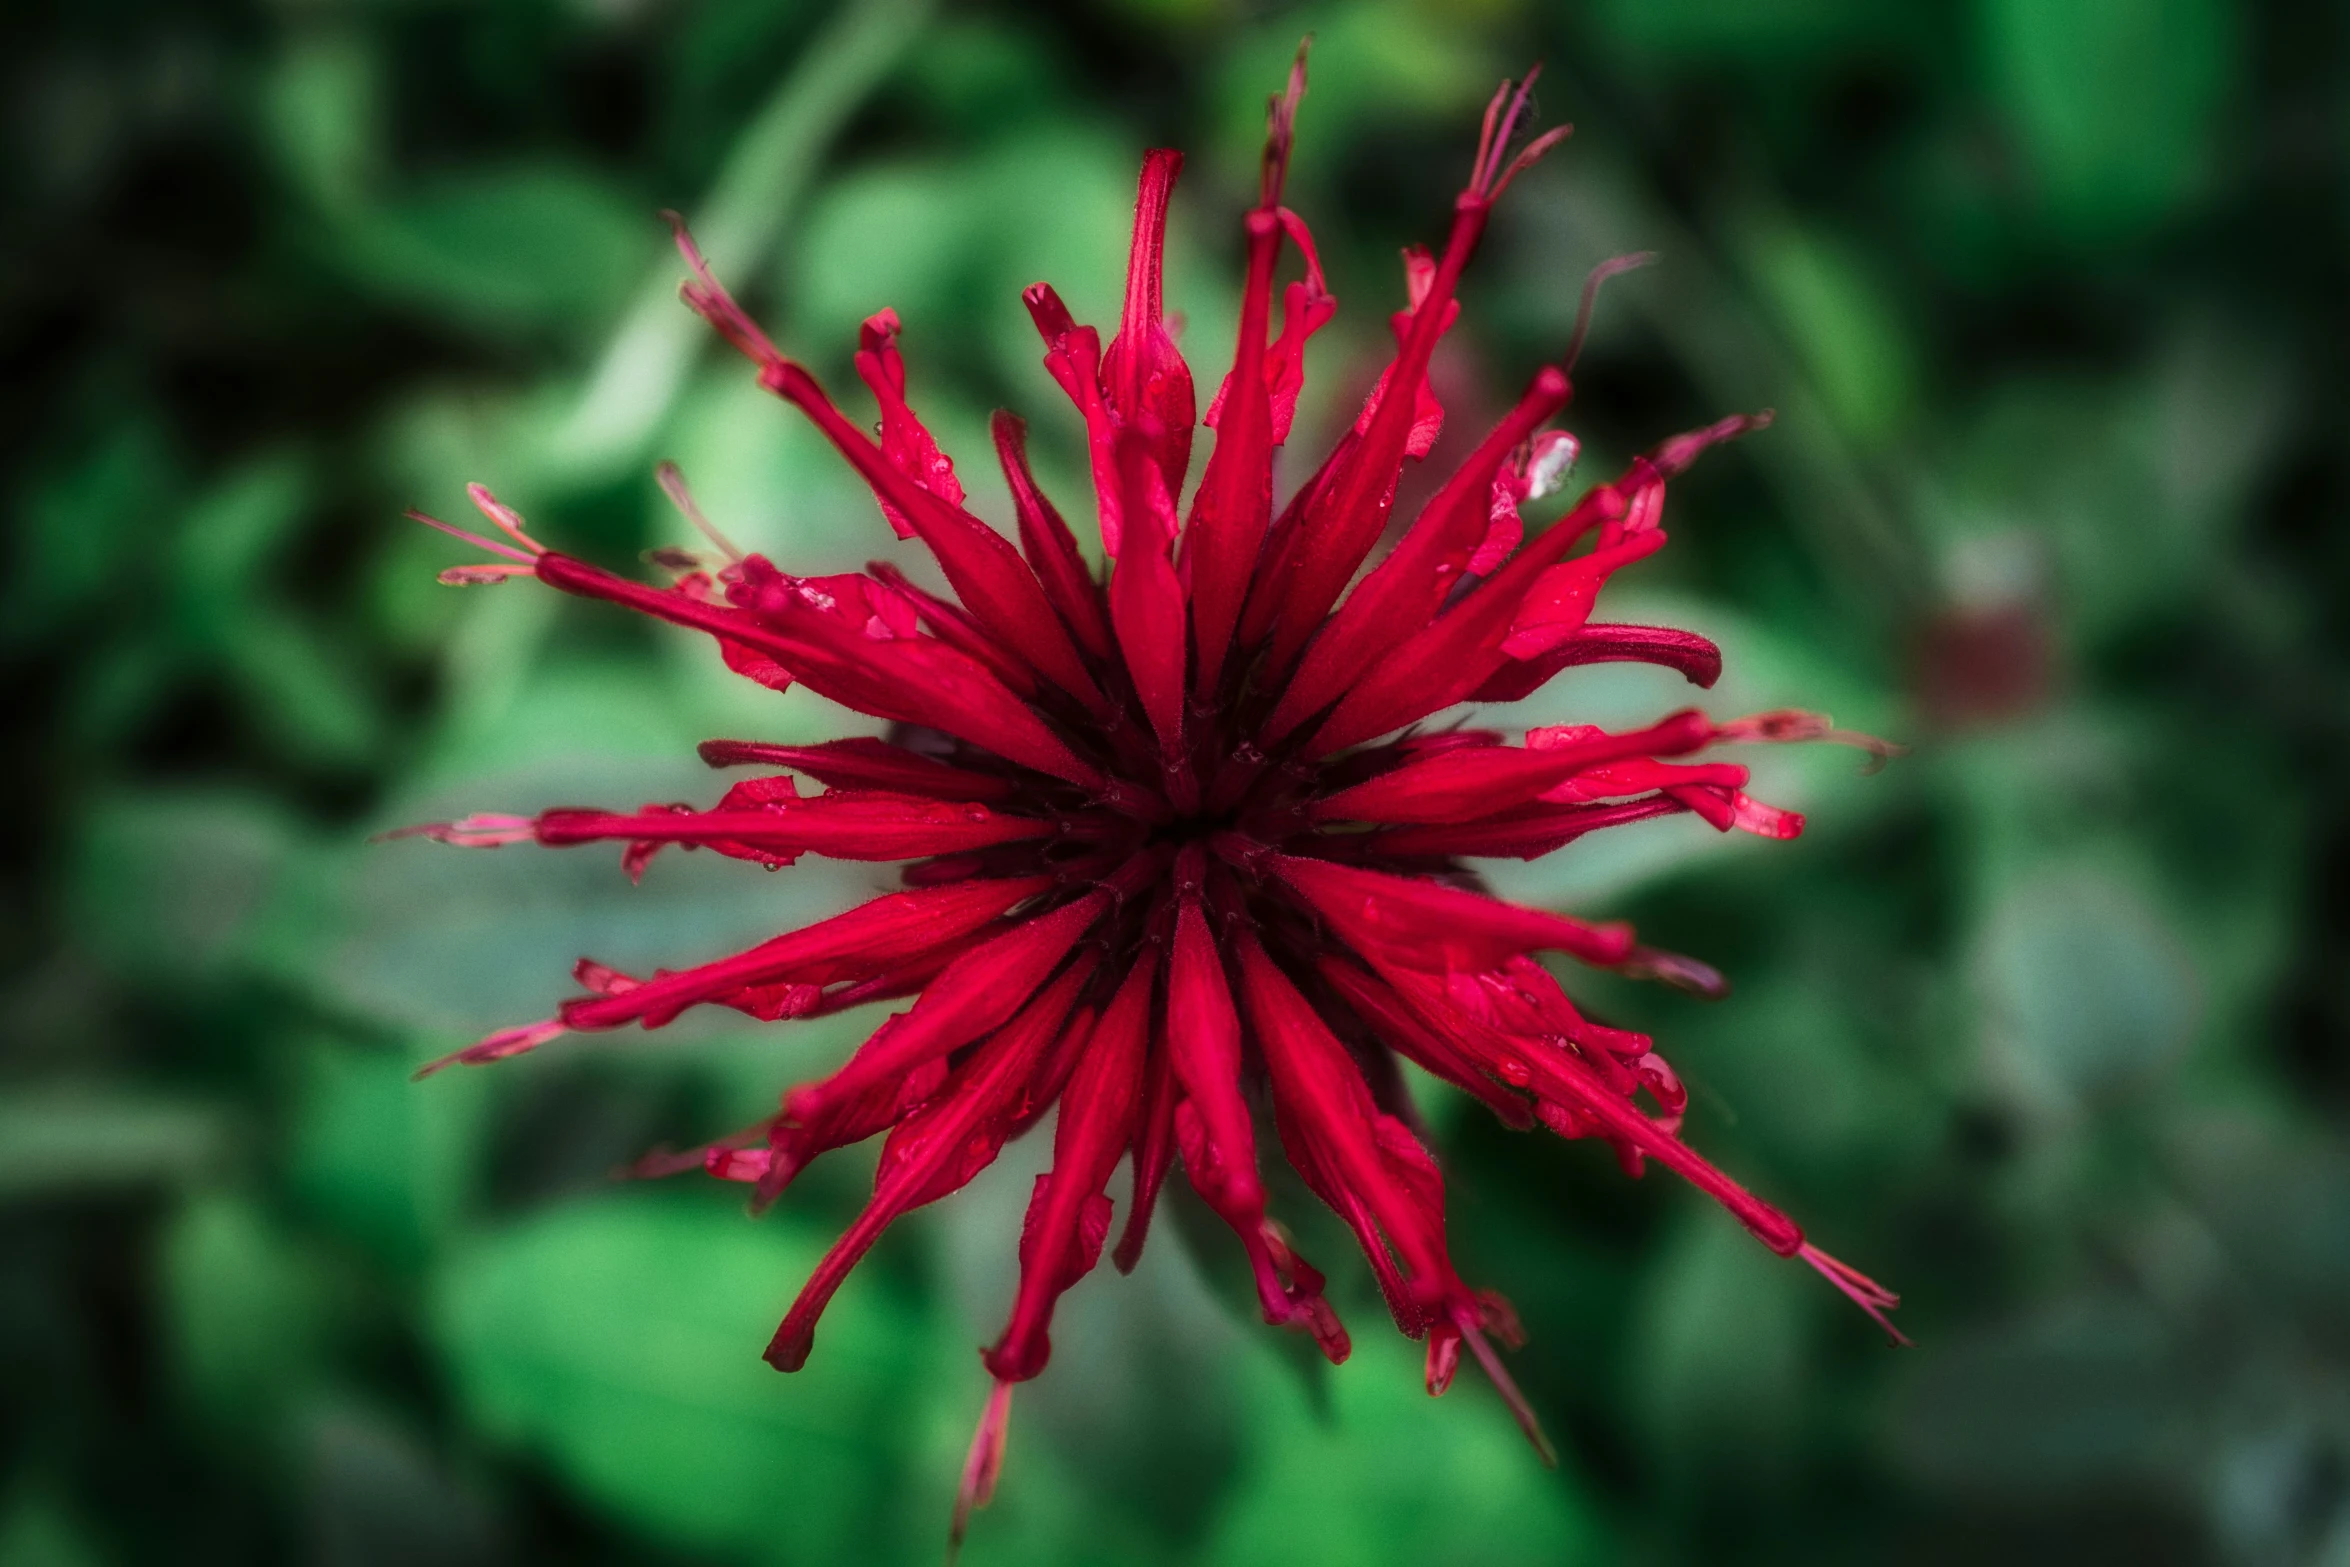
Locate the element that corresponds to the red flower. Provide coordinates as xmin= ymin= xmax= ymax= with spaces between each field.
xmin=409 ymin=58 xmax=1903 ymax=1545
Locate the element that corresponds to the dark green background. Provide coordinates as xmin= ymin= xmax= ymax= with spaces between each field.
xmin=7 ymin=0 xmax=2348 ymax=1562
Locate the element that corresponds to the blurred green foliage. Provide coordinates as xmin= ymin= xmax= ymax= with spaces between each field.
xmin=5 ymin=0 xmax=2348 ymax=1564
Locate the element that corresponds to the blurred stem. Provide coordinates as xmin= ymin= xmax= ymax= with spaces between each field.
xmin=1618 ymin=184 xmax=1927 ymax=626
xmin=1526 ymin=55 xmax=1932 ymax=635
xmin=547 ymin=0 xmax=934 ymax=480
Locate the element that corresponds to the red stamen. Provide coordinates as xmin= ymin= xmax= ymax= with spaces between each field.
xmin=466 ymin=484 xmax=548 ymax=555
xmin=1800 ymin=1243 xmax=1912 ymax=1346
xmin=407 ymin=509 xmax=534 ymax=565
xmin=949 ymin=1380 xmax=1016 ymax=1560
xmin=1454 ymin=1305 xmax=1557 ymax=1466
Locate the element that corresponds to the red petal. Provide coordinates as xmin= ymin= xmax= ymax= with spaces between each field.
xmin=1184 ymin=204 xmax=1284 ymax=696
xmin=528 ymin=796 xmax=1053 ymax=863
xmin=667 ymin=225 xmax=1103 ymax=710
xmin=1022 ymin=284 xmax=1126 ymax=558
xmin=1264 ymin=367 xmax=1570 ymax=743
xmin=1351 ymin=245 xmax=1456 ymax=460
xmin=992 ymin=411 xmax=1114 ymax=660
xmin=1099 ymin=151 xmax=1195 ymax=505
xmin=1164 ymin=852 xmax=1261 ymax=1215
xmin=1308 ymin=711 xmax=1712 ymax=825
xmin=556 ymin=874 xmax=1053 ymax=1035
xmin=1366 ymin=955 xmax=1804 ymax=1256
xmin=1315 ymin=955 xmax=1536 ymax=1128
xmin=983 ymin=952 xmax=1155 ymax=1382
xmin=771 ymin=360 xmax=1108 ymax=713
xmin=1500 ymin=530 xmax=1668 ymax=659
xmin=1262 ymin=851 xmax=1634 ymax=971
xmin=950 ymin=1379 xmax=1016 ymax=1555
xmin=783 ymin=887 xmax=1112 ymax=1131
xmin=1309 ymin=415 xmax=1767 ymax=755
xmin=851 ymin=308 xmax=966 ymax=539
xmin=1110 ymin=1025 xmax=1179 ymax=1274
xmin=1106 ymin=429 xmax=1189 ymax=770
xmin=730 ymin=1057 xmax=948 ymax=1213
xmin=1234 ymin=935 xmax=1461 ymax=1328
xmin=1366 ymin=794 xmax=1690 ymax=860
xmin=1467 ymin=623 xmax=1724 ymax=703
xmin=766 ymin=964 xmax=1091 ymax=1372
xmin=697 ymin=736 xmax=1016 ymax=801
xmin=535 ymin=552 xmax=1105 ymax=789
xmin=1541 ymin=756 xmax=1747 ymax=805
xmin=1243 ymin=189 xmax=1494 ymax=674
xmin=1472 ymin=429 xmax=1580 ymax=576
xmin=864 ymin=559 xmax=1041 ymax=698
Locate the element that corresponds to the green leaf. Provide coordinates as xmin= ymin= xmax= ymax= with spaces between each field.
xmin=300 ymin=1401 xmax=500 ymax=1567
xmin=1978 ymin=0 xmax=2239 ymax=239
xmin=0 ymin=1090 xmax=226 ymax=1200
xmin=1593 ymin=0 xmax=1911 ymax=60
xmin=1887 ymin=1292 xmax=2191 ymax=1492
xmin=1631 ymin=1213 xmax=1809 ymax=1478
xmin=1669 ymin=968 xmax=1925 ymax=1174
xmin=2168 ymin=1118 xmax=2350 ymax=1317
xmin=344 ymin=165 xmax=651 ymax=338
xmin=217 ymin=606 xmax=385 ymax=767
xmin=288 ymin=1036 xmax=490 ymax=1266
xmin=1922 ymin=359 xmax=2280 ymax=646
xmin=790 ymin=160 xmax=978 ymax=351
xmin=4 ymin=418 xmax=174 ymax=649
xmin=898 ymin=17 xmax=1065 ymax=135
xmin=162 ymin=1193 xmax=335 ymax=1432
xmin=0 ymin=1491 xmax=106 ymax=1567
xmin=261 ymin=32 xmax=384 ymax=213
xmin=1974 ymin=860 xmax=2197 ymax=1108
xmin=171 ymin=452 xmax=310 ymax=615
xmin=1743 ymin=222 xmax=1919 ymax=447
xmin=431 ymin=1193 xmax=925 ymax=1563
xmin=68 ymin=789 xmax=299 ymax=983
xmin=1207 ymin=1330 xmax=1602 ymax=1567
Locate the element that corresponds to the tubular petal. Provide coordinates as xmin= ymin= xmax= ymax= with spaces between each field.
xmin=984 ymin=952 xmax=1156 ymax=1382
xmin=1100 ymin=150 xmax=1196 ymax=504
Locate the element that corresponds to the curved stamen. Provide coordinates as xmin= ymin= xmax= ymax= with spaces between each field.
xmin=949 ymin=1379 xmax=1016 ymax=1561
xmin=407 ymin=509 xmax=534 ymax=565
xmin=1261 ymin=38 xmax=1311 ymax=207
xmin=1564 ymin=251 xmax=1657 ymax=374
xmin=379 ymin=813 xmax=537 ymax=848
xmin=655 ymin=461 xmax=744 ymax=564
xmin=1800 ymin=1243 xmax=1912 ymax=1347
xmin=414 ymin=1017 xmax=568 ymax=1080
xmin=1711 ymin=708 xmax=1908 ymax=772
xmin=1455 ymin=1304 xmax=1557 ymax=1466
xmin=466 ymin=484 xmax=548 ymax=555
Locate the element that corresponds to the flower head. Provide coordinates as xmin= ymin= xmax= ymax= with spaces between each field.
xmin=410 ymin=55 xmax=1902 ymax=1545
